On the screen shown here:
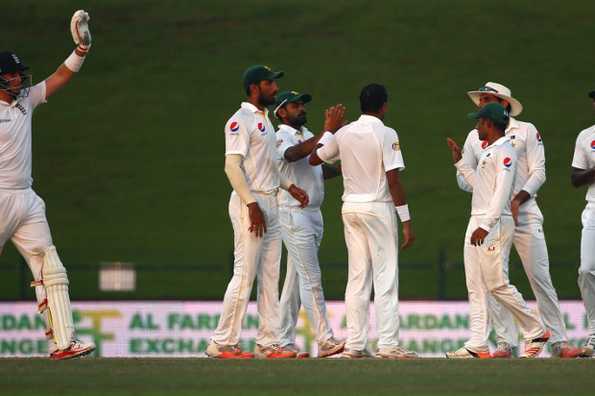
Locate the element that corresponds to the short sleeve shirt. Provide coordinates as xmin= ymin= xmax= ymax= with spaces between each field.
xmin=572 ymin=125 xmax=595 ymax=204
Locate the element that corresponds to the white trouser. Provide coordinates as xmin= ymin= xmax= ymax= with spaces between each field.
xmin=463 ymin=215 xmax=543 ymax=353
xmin=0 ymin=189 xmax=55 ymax=346
xmin=488 ymin=213 xmax=567 ymax=346
xmin=212 ymin=191 xmax=282 ymax=347
xmin=578 ymin=205 xmax=595 ymax=335
xmin=279 ymin=206 xmax=333 ymax=346
xmin=342 ymin=201 xmax=400 ymax=352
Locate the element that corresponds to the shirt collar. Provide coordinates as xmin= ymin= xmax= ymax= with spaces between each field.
xmin=241 ymin=101 xmax=268 ymax=116
xmin=358 ymin=114 xmax=384 ymax=126
xmin=506 ymin=117 xmax=519 ymax=132
xmin=278 ymin=124 xmax=306 ymax=136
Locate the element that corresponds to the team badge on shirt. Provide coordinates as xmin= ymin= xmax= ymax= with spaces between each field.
xmin=392 ymin=141 xmax=401 ymax=151
xmin=229 ymin=121 xmax=240 ymax=133
xmin=503 ymin=157 xmax=512 ymax=168
xmin=591 ymin=140 xmax=595 ymax=151
xmin=481 ymin=140 xmax=489 ymax=149
xmin=257 ymin=122 xmax=266 ymax=132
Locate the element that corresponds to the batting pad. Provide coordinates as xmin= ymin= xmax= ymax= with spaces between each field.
xmin=42 ymin=246 xmax=75 ymax=350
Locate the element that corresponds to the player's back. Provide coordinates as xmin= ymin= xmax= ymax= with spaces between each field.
xmin=335 ymin=115 xmax=396 ymax=203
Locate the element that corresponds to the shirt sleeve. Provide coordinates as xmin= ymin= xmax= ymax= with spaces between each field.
xmin=479 ymin=147 xmax=516 ymax=232
xmin=572 ymin=132 xmax=588 ymax=170
xmin=382 ymin=128 xmax=405 ymax=171
xmin=455 ymin=131 xmax=479 ymax=190
xmin=521 ymin=123 xmax=546 ymax=196
xmin=276 ymin=131 xmax=293 ymax=161
xmin=28 ymin=81 xmax=47 ymax=110
xmin=316 ymin=133 xmax=340 ymax=164
xmin=225 ymin=116 xmax=250 ymax=157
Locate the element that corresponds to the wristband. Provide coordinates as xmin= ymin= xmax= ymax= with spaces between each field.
xmin=64 ymin=50 xmax=86 ymax=72
xmin=396 ymin=204 xmax=411 ymax=222
xmin=318 ymin=131 xmax=334 ymax=146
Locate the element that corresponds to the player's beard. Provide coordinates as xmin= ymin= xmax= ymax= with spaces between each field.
xmin=288 ymin=112 xmax=307 ymax=129
xmin=258 ymin=92 xmax=276 ymax=107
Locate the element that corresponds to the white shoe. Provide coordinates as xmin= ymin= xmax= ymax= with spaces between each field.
xmin=50 ymin=339 xmax=95 ymax=360
xmin=318 ymin=338 xmax=345 ymax=358
xmin=579 ymin=335 xmax=595 ymax=358
xmin=446 ymin=347 xmax=490 ymax=359
xmin=376 ymin=346 xmax=417 ymax=359
xmin=254 ymin=344 xmax=297 ymax=359
xmin=338 ymin=349 xmax=371 ymax=359
xmin=205 ymin=341 xmax=254 ymax=359
xmin=491 ymin=342 xmax=513 ymax=358
xmin=520 ymin=330 xmax=550 ymax=358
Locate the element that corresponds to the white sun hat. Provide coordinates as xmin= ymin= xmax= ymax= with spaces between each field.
xmin=467 ymin=82 xmax=523 ymax=116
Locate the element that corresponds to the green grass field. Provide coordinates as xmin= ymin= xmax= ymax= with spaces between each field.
xmin=1 ymin=358 xmax=594 ymax=396
xmin=1 ymin=0 xmax=594 ymax=300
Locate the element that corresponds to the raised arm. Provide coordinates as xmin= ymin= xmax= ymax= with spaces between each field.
xmin=45 ymin=10 xmax=92 ymax=99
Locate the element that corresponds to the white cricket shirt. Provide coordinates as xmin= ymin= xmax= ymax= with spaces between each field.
xmin=276 ymin=124 xmax=324 ymax=208
xmin=572 ymin=124 xmax=595 ymax=205
xmin=456 ymin=136 xmax=517 ymax=232
xmin=224 ymin=102 xmax=280 ymax=193
xmin=456 ymin=117 xmax=545 ymax=219
xmin=0 ymin=82 xmax=46 ymax=190
xmin=316 ymin=114 xmax=405 ymax=203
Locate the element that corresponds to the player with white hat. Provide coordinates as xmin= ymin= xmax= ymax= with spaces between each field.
xmin=273 ymin=90 xmax=345 ymax=358
xmin=571 ymin=90 xmax=595 ymax=357
xmin=0 ymin=10 xmax=95 ymax=360
xmin=448 ymin=82 xmax=581 ymax=358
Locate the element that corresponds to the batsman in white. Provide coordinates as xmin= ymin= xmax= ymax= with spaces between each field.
xmin=570 ymin=90 xmax=595 ymax=358
xmin=0 ymin=10 xmax=95 ymax=360
xmin=448 ymin=82 xmax=581 ymax=358
xmin=273 ymin=90 xmax=345 ymax=358
xmin=310 ymin=84 xmax=417 ymax=359
xmin=446 ymin=103 xmax=549 ymax=359
xmin=207 ymin=66 xmax=309 ymax=359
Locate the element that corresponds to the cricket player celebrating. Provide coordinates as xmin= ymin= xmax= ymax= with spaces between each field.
xmin=207 ymin=66 xmax=309 ymax=359
xmin=446 ymin=103 xmax=549 ymax=359
xmin=310 ymin=84 xmax=417 ymax=359
xmin=571 ymin=90 xmax=595 ymax=357
xmin=0 ymin=11 xmax=95 ymax=360
xmin=273 ymin=90 xmax=345 ymax=358
xmin=448 ymin=82 xmax=580 ymax=358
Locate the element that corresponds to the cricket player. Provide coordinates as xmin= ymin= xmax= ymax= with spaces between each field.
xmin=446 ymin=103 xmax=549 ymax=359
xmin=449 ymin=82 xmax=580 ymax=358
xmin=571 ymin=90 xmax=595 ymax=357
xmin=207 ymin=66 xmax=309 ymax=359
xmin=310 ymin=84 xmax=417 ymax=359
xmin=0 ymin=11 xmax=95 ymax=360
xmin=273 ymin=90 xmax=345 ymax=358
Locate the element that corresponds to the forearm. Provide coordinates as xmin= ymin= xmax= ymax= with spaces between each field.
xmin=224 ymin=155 xmax=256 ymax=204
xmin=45 ymin=47 xmax=88 ymax=98
xmin=513 ymin=189 xmax=531 ymax=205
xmin=571 ymin=168 xmax=595 ymax=188
xmin=456 ymin=171 xmax=473 ymax=192
xmin=454 ymin=159 xmax=476 ymax=189
xmin=521 ymin=168 xmax=546 ymax=197
xmin=481 ymin=173 xmax=514 ymax=231
xmin=284 ymin=136 xmax=320 ymax=162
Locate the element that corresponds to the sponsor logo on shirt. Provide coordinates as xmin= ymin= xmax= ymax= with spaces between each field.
xmin=229 ymin=121 xmax=239 ymax=132
xmin=257 ymin=122 xmax=265 ymax=132
xmin=591 ymin=140 xmax=595 ymax=151
xmin=481 ymin=140 xmax=488 ymax=149
xmin=536 ymin=132 xmax=543 ymax=142
xmin=392 ymin=141 xmax=400 ymax=151
xmin=503 ymin=157 xmax=512 ymax=168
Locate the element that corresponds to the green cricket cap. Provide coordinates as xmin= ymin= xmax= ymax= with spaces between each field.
xmin=468 ymin=102 xmax=510 ymax=124
xmin=273 ymin=90 xmax=312 ymax=114
xmin=242 ymin=65 xmax=284 ymax=90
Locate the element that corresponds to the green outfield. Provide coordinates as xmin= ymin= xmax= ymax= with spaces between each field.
xmin=1 ymin=358 xmax=594 ymax=396
xmin=1 ymin=0 xmax=594 ymax=300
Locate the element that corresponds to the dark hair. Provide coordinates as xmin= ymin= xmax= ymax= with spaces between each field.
xmin=360 ymin=83 xmax=388 ymax=113
xmin=488 ymin=118 xmax=508 ymax=133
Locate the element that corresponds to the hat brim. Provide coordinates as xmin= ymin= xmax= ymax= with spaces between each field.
xmin=287 ymin=93 xmax=312 ymax=105
xmin=467 ymin=91 xmax=523 ymax=117
xmin=268 ymin=71 xmax=284 ymax=80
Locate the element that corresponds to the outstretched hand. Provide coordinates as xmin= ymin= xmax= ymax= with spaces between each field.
xmin=324 ymin=104 xmax=346 ymax=133
xmin=446 ymin=138 xmax=462 ymax=164
xmin=71 ymin=10 xmax=92 ymax=49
